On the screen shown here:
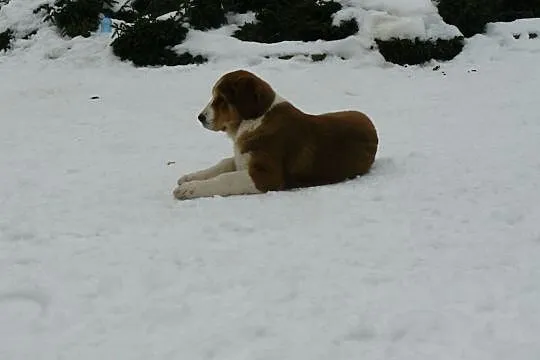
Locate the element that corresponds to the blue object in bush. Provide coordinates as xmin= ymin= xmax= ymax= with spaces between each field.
xmin=100 ymin=14 xmax=112 ymax=32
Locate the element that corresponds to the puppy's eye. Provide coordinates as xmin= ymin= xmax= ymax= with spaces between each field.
xmin=213 ymin=95 xmax=225 ymax=106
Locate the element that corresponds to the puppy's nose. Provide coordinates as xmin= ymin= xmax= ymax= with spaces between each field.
xmin=198 ymin=113 xmax=206 ymax=123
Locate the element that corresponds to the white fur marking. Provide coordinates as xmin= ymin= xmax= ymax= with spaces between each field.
xmin=232 ymin=92 xmax=287 ymax=170
xmin=177 ymin=157 xmax=235 ymax=185
xmin=233 ymin=118 xmax=262 ymax=170
xmin=271 ymin=93 xmax=286 ymax=107
xmin=173 ymin=170 xmax=261 ymax=199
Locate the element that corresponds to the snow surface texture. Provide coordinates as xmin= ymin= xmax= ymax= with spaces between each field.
xmin=2 ymin=0 xmax=540 ymax=359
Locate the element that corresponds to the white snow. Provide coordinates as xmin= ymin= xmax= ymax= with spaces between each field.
xmin=484 ymin=18 xmax=540 ymax=53
xmin=333 ymin=0 xmax=462 ymax=41
xmin=486 ymin=17 xmax=540 ymax=36
xmin=2 ymin=0 xmax=540 ymax=359
xmin=0 ymin=0 xmax=48 ymax=35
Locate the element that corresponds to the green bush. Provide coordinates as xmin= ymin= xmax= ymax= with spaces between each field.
xmin=128 ymin=0 xmax=226 ymax=30
xmin=111 ymin=8 xmax=138 ymax=22
xmin=436 ymin=0 xmax=540 ymax=37
xmin=498 ymin=0 xmax=540 ymax=21
xmin=221 ymin=0 xmax=266 ymax=13
xmin=436 ymin=0 xmax=503 ymax=37
xmin=233 ymin=0 xmax=358 ymax=43
xmin=41 ymin=0 xmax=117 ymax=38
xmin=376 ymin=37 xmax=465 ymax=65
xmin=184 ymin=0 xmax=226 ymax=30
xmin=106 ymin=1 xmax=138 ymax=22
xmin=0 ymin=28 xmax=13 ymax=52
xmin=131 ymin=0 xmax=179 ymax=16
xmin=110 ymin=17 xmax=206 ymax=66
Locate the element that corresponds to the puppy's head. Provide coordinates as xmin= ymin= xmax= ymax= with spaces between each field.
xmin=197 ymin=70 xmax=275 ymax=133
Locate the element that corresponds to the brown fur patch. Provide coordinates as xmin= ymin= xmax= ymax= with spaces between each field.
xmin=209 ymin=95 xmax=241 ymax=134
xmin=216 ymin=70 xmax=275 ymax=120
xmin=237 ymin=102 xmax=379 ymax=192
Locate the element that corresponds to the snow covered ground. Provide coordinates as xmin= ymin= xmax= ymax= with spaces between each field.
xmin=2 ymin=1 xmax=540 ymax=359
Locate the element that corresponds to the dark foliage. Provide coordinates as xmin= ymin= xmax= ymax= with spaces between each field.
xmin=131 ymin=0 xmax=179 ymax=16
xmin=233 ymin=0 xmax=358 ymax=43
xmin=128 ymin=0 xmax=226 ymax=30
xmin=39 ymin=0 xmax=117 ymax=38
xmin=376 ymin=36 xmax=465 ymax=65
xmin=221 ymin=0 xmax=266 ymax=13
xmin=436 ymin=0 xmax=503 ymax=38
xmin=110 ymin=17 xmax=206 ymax=66
xmin=111 ymin=7 xmax=139 ymax=22
xmin=497 ymin=0 xmax=540 ymax=21
xmin=0 ymin=28 xmax=13 ymax=52
xmin=262 ymin=52 xmax=334 ymax=61
xmin=436 ymin=0 xmax=540 ymax=38
xmin=184 ymin=0 xmax=226 ymax=30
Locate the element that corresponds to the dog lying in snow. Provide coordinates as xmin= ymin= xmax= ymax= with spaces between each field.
xmin=173 ymin=69 xmax=378 ymax=200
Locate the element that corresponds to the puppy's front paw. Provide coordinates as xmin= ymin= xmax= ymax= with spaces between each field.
xmin=177 ymin=174 xmax=194 ymax=185
xmin=173 ymin=181 xmax=198 ymax=200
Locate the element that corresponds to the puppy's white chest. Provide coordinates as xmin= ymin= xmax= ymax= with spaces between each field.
xmin=234 ymin=145 xmax=250 ymax=170
xmin=232 ymin=118 xmax=262 ymax=171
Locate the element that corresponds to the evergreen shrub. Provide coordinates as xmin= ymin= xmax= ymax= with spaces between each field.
xmin=131 ymin=0 xmax=178 ymax=16
xmin=498 ymin=0 xmax=540 ymax=21
xmin=376 ymin=36 xmax=465 ymax=65
xmin=436 ymin=0 xmax=540 ymax=38
xmin=38 ymin=0 xmax=117 ymax=38
xmin=0 ymin=28 xmax=13 ymax=52
xmin=184 ymin=0 xmax=226 ymax=30
xmin=110 ymin=17 xmax=206 ymax=66
xmin=436 ymin=0 xmax=502 ymax=37
xmin=233 ymin=0 xmax=358 ymax=43
xmin=221 ymin=0 xmax=266 ymax=13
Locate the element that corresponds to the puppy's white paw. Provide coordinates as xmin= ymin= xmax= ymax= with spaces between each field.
xmin=177 ymin=174 xmax=194 ymax=185
xmin=173 ymin=181 xmax=198 ymax=200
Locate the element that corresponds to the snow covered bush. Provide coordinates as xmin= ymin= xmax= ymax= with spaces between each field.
xmin=108 ymin=0 xmax=225 ymax=66
xmin=436 ymin=0 xmax=540 ymax=38
xmin=127 ymin=0 xmax=226 ymax=30
xmin=436 ymin=0 xmax=503 ymax=37
xmin=110 ymin=2 xmax=138 ymax=22
xmin=40 ymin=0 xmax=117 ymax=38
xmin=110 ymin=17 xmax=206 ymax=66
xmin=182 ymin=0 xmax=227 ymax=30
xmin=0 ymin=28 xmax=13 ymax=52
xmin=233 ymin=0 xmax=358 ymax=43
xmin=376 ymin=37 xmax=464 ymax=65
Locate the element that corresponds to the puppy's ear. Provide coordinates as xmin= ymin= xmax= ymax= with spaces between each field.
xmin=222 ymin=74 xmax=274 ymax=120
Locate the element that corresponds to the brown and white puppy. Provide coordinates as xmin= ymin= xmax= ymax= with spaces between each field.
xmin=173 ymin=69 xmax=378 ymax=200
